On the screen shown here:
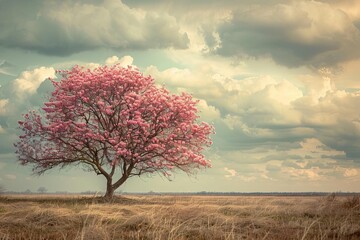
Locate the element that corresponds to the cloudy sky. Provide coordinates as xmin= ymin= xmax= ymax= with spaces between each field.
xmin=1 ymin=0 xmax=360 ymax=193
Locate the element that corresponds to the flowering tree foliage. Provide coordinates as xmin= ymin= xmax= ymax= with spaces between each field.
xmin=15 ymin=65 xmax=214 ymax=199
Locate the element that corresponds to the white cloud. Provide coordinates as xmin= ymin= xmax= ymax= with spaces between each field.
xmin=283 ymin=167 xmax=321 ymax=181
xmin=222 ymin=115 xmax=271 ymax=137
xmin=146 ymin=65 xmax=206 ymax=90
xmin=105 ymin=55 xmax=134 ymax=67
xmin=298 ymin=138 xmax=343 ymax=156
xmin=264 ymin=81 xmax=303 ymax=105
xmin=13 ymin=67 xmax=56 ymax=96
xmin=196 ymin=99 xmax=221 ymax=121
xmin=344 ymin=168 xmax=358 ymax=177
xmin=224 ymin=167 xmax=237 ymax=178
xmin=0 ymin=99 xmax=9 ymax=116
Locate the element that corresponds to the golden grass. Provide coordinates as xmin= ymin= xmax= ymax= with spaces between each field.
xmin=0 ymin=194 xmax=359 ymax=239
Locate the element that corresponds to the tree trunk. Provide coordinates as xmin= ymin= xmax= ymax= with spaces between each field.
xmin=104 ymin=179 xmax=115 ymax=200
xmin=103 ymin=174 xmax=129 ymax=200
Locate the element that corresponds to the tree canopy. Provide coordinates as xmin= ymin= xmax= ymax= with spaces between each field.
xmin=15 ymin=65 xmax=214 ymax=199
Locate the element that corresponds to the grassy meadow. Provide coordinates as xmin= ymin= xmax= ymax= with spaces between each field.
xmin=0 ymin=194 xmax=359 ymax=240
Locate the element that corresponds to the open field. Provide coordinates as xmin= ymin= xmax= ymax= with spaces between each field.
xmin=0 ymin=194 xmax=359 ymax=239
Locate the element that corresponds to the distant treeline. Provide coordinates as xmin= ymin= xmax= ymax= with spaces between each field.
xmin=3 ymin=191 xmax=359 ymax=196
xmin=128 ymin=191 xmax=360 ymax=196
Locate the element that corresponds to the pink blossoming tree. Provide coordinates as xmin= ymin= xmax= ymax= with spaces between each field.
xmin=15 ymin=65 xmax=214 ymax=199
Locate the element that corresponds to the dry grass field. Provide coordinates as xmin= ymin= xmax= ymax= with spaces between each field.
xmin=0 ymin=194 xmax=359 ymax=240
